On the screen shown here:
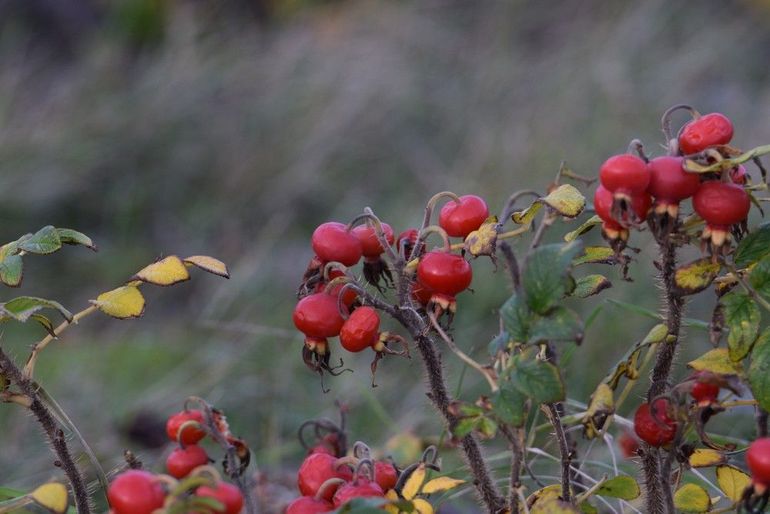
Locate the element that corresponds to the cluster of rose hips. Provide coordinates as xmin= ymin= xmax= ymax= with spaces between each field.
xmin=107 ymin=405 xmax=246 ymax=514
xmin=595 ymin=108 xmax=756 ymax=253
xmin=293 ymin=194 xmax=490 ymax=383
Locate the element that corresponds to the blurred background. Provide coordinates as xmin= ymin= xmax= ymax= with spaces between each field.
xmin=1 ymin=0 xmax=770 ymax=511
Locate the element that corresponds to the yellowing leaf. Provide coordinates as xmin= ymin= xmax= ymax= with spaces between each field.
xmin=572 ymin=274 xmax=611 ymax=299
xmin=594 ymin=475 xmax=640 ymax=500
xmin=512 ymin=202 xmax=543 ymax=225
xmin=642 ymin=324 xmax=669 ymax=345
xmin=527 ymin=485 xmax=561 ymax=506
xmin=573 ymin=246 xmax=616 ymax=266
xmin=674 ymin=258 xmax=721 ymax=296
xmin=688 ymin=348 xmax=743 ymax=376
xmin=716 ymin=465 xmax=751 ymax=503
xmin=184 ymin=255 xmax=230 ymax=278
xmin=402 ymin=463 xmax=426 ymax=500
xmin=541 ymin=184 xmax=586 ymax=218
xmin=421 ymin=476 xmax=465 ymax=494
xmin=30 ymin=483 xmax=68 ymax=514
xmin=384 ymin=490 xmax=400 ymax=514
xmin=530 ymin=497 xmax=581 ymax=514
xmin=463 ymin=217 xmax=499 ymax=258
xmin=412 ymin=499 xmax=434 ymax=514
xmin=132 ymin=255 xmax=190 ymax=286
xmin=673 ymin=483 xmax=711 ymax=513
xmin=689 ymin=448 xmax=727 ymax=468
xmin=90 ymin=285 xmax=145 ymax=319
xmin=564 ymin=215 xmax=602 ymax=242
xmin=582 ymin=383 xmax=614 ymax=439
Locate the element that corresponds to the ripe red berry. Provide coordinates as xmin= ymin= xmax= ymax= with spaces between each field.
xmin=311 ymin=222 xmax=362 ymax=267
xmin=107 ymin=470 xmax=166 ymax=514
xmin=166 ymin=410 xmax=206 ymax=445
xmin=286 ymin=496 xmax=334 ymax=514
xmin=374 ymin=461 xmax=398 ymax=491
xmin=599 ymin=154 xmax=650 ymax=198
xmin=691 ymin=381 xmax=720 ymax=404
xmin=352 ymin=223 xmax=395 ymax=259
xmin=618 ymin=431 xmax=640 ymax=459
xmin=332 ymin=479 xmax=385 ymax=508
xmin=594 ymin=185 xmax=651 ymax=229
xmin=693 ymin=181 xmax=751 ymax=247
xmin=397 ymin=229 xmax=419 ymax=257
xmin=634 ymin=399 xmax=678 ymax=447
xmin=416 ymin=251 xmax=472 ymax=297
xmin=314 ymin=270 xmax=358 ymax=309
xmin=411 ymin=281 xmax=435 ymax=306
xmin=293 ymin=293 xmax=347 ymax=340
xmin=298 ymin=453 xmax=354 ymax=501
xmin=340 ymin=306 xmax=380 ymax=353
xmin=678 ymin=113 xmax=734 ymax=155
xmin=439 ymin=195 xmax=490 ymax=238
xmin=196 ymin=482 xmax=244 ymax=514
xmin=166 ymin=444 xmax=209 ymax=479
xmin=747 ymin=438 xmax=770 ymax=486
xmin=647 ymin=156 xmax=701 ymax=215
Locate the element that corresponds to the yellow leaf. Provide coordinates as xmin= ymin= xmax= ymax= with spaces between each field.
xmin=132 ymin=255 xmax=190 ymax=286
xmin=31 ymin=483 xmax=68 ymax=514
xmin=674 ymin=258 xmax=721 ymax=296
xmin=421 ymin=476 xmax=465 ymax=494
xmin=184 ymin=255 xmax=230 ymax=278
xmin=463 ymin=217 xmax=499 ymax=257
xmin=402 ymin=463 xmax=426 ymax=500
xmin=527 ymin=485 xmax=561 ymax=506
xmin=90 ymin=285 xmax=145 ymax=319
xmin=530 ymin=497 xmax=581 ymax=513
xmin=512 ymin=202 xmax=543 ymax=225
xmin=573 ymin=246 xmax=616 ymax=266
xmin=541 ymin=184 xmax=586 ymax=218
xmin=384 ymin=489 xmax=400 ymax=514
xmin=688 ymin=349 xmax=743 ymax=376
xmin=716 ymin=465 xmax=752 ymax=503
xmin=582 ymin=383 xmax=614 ymax=439
xmin=564 ymin=215 xmax=602 ymax=242
xmin=673 ymin=483 xmax=711 ymax=513
xmin=689 ymin=448 xmax=727 ymax=468
xmin=642 ymin=324 xmax=669 ymax=345
xmin=412 ymin=498 xmax=435 ymax=514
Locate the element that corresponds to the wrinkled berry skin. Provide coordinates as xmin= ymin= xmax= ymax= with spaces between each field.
xmin=634 ymin=399 xmax=677 ymax=447
xmin=679 ymin=113 xmax=734 ymax=154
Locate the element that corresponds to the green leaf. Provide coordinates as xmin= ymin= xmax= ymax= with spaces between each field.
xmin=491 ymin=386 xmax=528 ymax=427
xmin=735 ymin=222 xmax=770 ymax=267
xmin=688 ymin=348 xmax=743 ymax=376
xmin=488 ymin=331 xmax=510 ymax=356
xmin=564 ymin=215 xmax=602 ymax=242
xmin=522 ymin=241 xmax=583 ymax=314
xmin=55 ymin=228 xmax=97 ymax=251
xmin=500 ymin=293 xmax=531 ymax=343
xmin=0 ymin=297 xmax=73 ymax=323
xmin=17 ymin=226 xmax=62 ymax=255
xmin=749 ymin=255 xmax=770 ymax=297
xmin=594 ymin=475 xmax=640 ymax=500
xmin=451 ymin=418 xmax=477 ymax=439
xmin=475 ymin=416 xmax=498 ymax=438
xmin=507 ymin=349 xmax=565 ymax=405
xmin=528 ymin=306 xmax=583 ymax=345
xmin=749 ymin=328 xmax=770 ymax=413
xmin=673 ymin=257 xmax=721 ymax=296
xmin=572 ymin=274 xmax=611 ymax=298
xmin=579 ymin=502 xmax=598 ymax=514
xmin=673 ymin=483 xmax=711 ymax=513
xmin=0 ymin=254 xmax=23 ymax=287
xmin=573 ymin=246 xmax=616 ymax=266
xmin=722 ymin=291 xmax=761 ymax=361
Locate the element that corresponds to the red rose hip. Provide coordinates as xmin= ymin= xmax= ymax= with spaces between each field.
xmin=286 ymin=497 xmax=334 ymax=514
xmin=352 ymin=223 xmax=395 ymax=259
xmin=107 ymin=470 xmax=166 ymax=514
xmin=599 ymin=154 xmax=650 ymax=198
xmin=647 ymin=156 xmax=701 ymax=217
xmin=340 ymin=306 xmax=381 ymax=353
xmin=679 ymin=112 xmax=734 ymax=155
xmin=634 ymin=398 xmax=678 ymax=447
xmin=747 ymin=438 xmax=770 ymax=487
xmin=439 ymin=195 xmax=490 ymax=238
xmin=166 ymin=409 xmax=206 ymax=445
xmin=196 ymin=482 xmax=244 ymax=514
xmin=311 ymin=222 xmax=362 ymax=267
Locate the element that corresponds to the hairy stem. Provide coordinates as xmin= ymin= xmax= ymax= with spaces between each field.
xmin=543 ymin=403 xmax=572 ymax=503
xmin=0 ymin=348 xmax=91 ymax=514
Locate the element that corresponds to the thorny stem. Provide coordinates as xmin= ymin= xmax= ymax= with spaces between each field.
xmin=500 ymin=425 xmax=525 ymax=514
xmin=543 ymin=403 xmax=572 ymax=503
xmin=24 ymin=305 xmax=98 ymax=378
xmin=498 ymin=241 xmax=521 ymax=289
xmin=0 ymin=347 xmax=91 ymax=514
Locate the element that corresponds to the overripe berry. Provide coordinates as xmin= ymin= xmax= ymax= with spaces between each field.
xmin=679 ymin=113 xmax=734 ymax=155
xmin=599 ymin=154 xmax=650 ymax=199
xmin=747 ymin=438 xmax=770 ymax=487
xmin=634 ymin=399 xmax=677 ymax=447
xmin=166 ymin=444 xmax=209 ymax=478
xmin=166 ymin=409 xmax=206 ymax=445
xmin=107 ymin=470 xmax=166 ymax=514
xmin=298 ymin=453 xmax=354 ymax=501
xmin=439 ymin=195 xmax=490 ymax=238
xmin=196 ymin=482 xmax=244 ymax=514
xmin=311 ymin=222 xmax=362 ymax=267
xmin=340 ymin=306 xmax=380 ymax=353
xmin=286 ymin=496 xmax=334 ymax=514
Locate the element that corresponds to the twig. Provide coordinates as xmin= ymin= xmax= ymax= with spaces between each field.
xmin=542 ymin=403 xmax=572 ymax=503
xmin=498 ymin=242 xmax=521 ymax=289
xmin=500 ymin=426 xmax=525 ymax=514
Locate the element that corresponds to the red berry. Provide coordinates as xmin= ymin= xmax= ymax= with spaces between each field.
xmin=439 ymin=195 xmax=490 ymax=238
xmin=352 ymin=223 xmax=395 ymax=259
xmin=599 ymin=154 xmax=650 ymax=197
xmin=634 ymin=399 xmax=678 ymax=447
xmin=196 ymin=482 xmax=244 ymax=514
xmin=293 ymin=293 xmax=347 ymax=340
xmin=416 ymin=251 xmax=472 ymax=297
xmin=747 ymin=438 xmax=770 ymax=486
xmin=298 ymin=453 xmax=354 ymax=501
xmin=314 ymin=270 xmax=358 ymax=309
xmin=166 ymin=444 xmax=209 ymax=479
xmin=340 ymin=306 xmax=380 ymax=353
xmin=374 ymin=461 xmax=398 ymax=491
xmin=166 ymin=410 xmax=206 ymax=445
xmin=332 ymin=479 xmax=385 ymax=507
xmin=594 ymin=185 xmax=650 ymax=227
xmin=691 ymin=381 xmax=720 ymax=404
xmin=397 ymin=229 xmax=419 ymax=256
xmin=647 ymin=156 xmax=701 ymax=205
xmin=108 ymin=470 xmax=166 ymax=514
xmin=693 ymin=181 xmax=751 ymax=228
xmin=679 ymin=113 xmax=734 ymax=155
xmin=311 ymin=222 xmax=362 ymax=267
xmin=411 ymin=281 xmax=435 ymax=306
xmin=730 ymin=165 xmax=748 ymax=185
xmin=618 ymin=431 xmax=639 ymax=459
xmin=286 ymin=497 xmax=334 ymax=514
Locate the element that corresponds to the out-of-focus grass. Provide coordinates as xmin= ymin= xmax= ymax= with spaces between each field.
xmin=1 ymin=1 xmax=770 ymax=511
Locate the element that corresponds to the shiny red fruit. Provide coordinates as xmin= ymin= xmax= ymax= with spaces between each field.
xmin=311 ymin=222 xmax=362 ymax=267
xmin=634 ymin=399 xmax=677 ymax=447
xmin=693 ymin=181 xmax=751 ymax=228
xmin=196 ymin=482 xmax=244 ymax=514
xmin=679 ymin=113 xmax=734 ymax=155
xmin=439 ymin=195 xmax=490 ymax=238
xmin=166 ymin=410 xmax=206 ymax=445
xmin=298 ymin=453 xmax=354 ymax=501
xmin=340 ymin=306 xmax=380 ymax=353
xmin=691 ymin=381 xmax=720 ymax=404
xmin=166 ymin=444 xmax=209 ymax=478
xmin=647 ymin=156 xmax=701 ymax=204
xmin=352 ymin=223 xmax=395 ymax=259
xmin=417 ymin=251 xmax=472 ymax=297
xmin=374 ymin=461 xmax=398 ymax=491
xmin=747 ymin=438 xmax=770 ymax=486
xmin=332 ymin=479 xmax=385 ymax=507
xmin=314 ymin=270 xmax=358 ymax=309
xmin=599 ymin=154 xmax=649 ymax=197
xmin=107 ymin=470 xmax=166 ymax=514
xmin=293 ymin=293 xmax=347 ymax=339
xmin=286 ymin=496 xmax=334 ymax=514
xmin=594 ymin=186 xmax=650 ymax=227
